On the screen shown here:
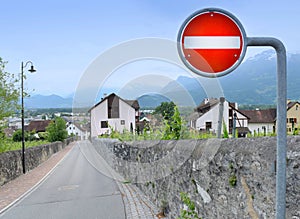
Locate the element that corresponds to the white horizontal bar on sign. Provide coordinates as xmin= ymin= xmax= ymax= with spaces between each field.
xmin=184 ymin=36 xmax=240 ymax=49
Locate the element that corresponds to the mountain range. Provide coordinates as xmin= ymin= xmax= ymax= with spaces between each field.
xmin=25 ymin=94 xmax=73 ymax=109
xmin=25 ymin=50 xmax=300 ymax=109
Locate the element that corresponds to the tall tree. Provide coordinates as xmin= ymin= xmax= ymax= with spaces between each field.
xmin=0 ymin=58 xmax=20 ymax=121
xmin=153 ymin=101 xmax=176 ymax=120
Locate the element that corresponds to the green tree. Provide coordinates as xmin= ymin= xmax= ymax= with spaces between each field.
xmin=154 ymin=101 xmax=176 ymax=121
xmin=46 ymin=117 xmax=68 ymax=142
xmin=162 ymin=106 xmax=182 ymax=140
xmin=0 ymin=58 xmax=20 ymax=121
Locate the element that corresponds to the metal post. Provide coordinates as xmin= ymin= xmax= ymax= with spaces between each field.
xmin=217 ymin=97 xmax=225 ymax=138
xmin=233 ymin=112 xmax=237 ymax=138
xmin=20 ymin=61 xmax=36 ymax=174
xmin=21 ymin=62 xmax=25 ymax=174
xmin=247 ymin=37 xmax=287 ymax=219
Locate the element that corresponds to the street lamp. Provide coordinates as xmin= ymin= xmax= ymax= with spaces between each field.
xmin=21 ymin=61 xmax=36 ymax=174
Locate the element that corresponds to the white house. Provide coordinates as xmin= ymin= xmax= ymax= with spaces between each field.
xmin=66 ymin=122 xmax=89 ymax=140
xmin=191 ymin=98 xmax=250 ymax=137
xmin=89 ymin=93 xmax=140 ymax=137
xmin=240 ymin=109 xmax=276 ymax=135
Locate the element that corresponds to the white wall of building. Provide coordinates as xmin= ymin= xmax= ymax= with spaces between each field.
xmin=196 ymin=101 xmax=229 ymax=134
xmin=234 ymin=111 xmax=248 ymax=128
xmin=118 ymin=99 xmax=136 ymax=133
xmin=91 ymin=99 xmax=109 ymax=137
xmin=67 ymin=123 xmax=89 ymax=140
xmin=90 ymin=98 xmax=137 ymax=137
xmin=248 ymin=123 xmax=274 ymax=135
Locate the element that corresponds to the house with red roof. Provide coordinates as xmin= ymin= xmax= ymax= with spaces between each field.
xmin=240 ymin=109 xmax=276 ymax=135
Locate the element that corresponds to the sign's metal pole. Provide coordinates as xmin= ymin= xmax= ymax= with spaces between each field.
xmin=233 ymin=112 xmax=237 ymax=138
xmin=247 ymin=37 xmax=287 ymax=219
xmin=217 ymin=97 xmax=225 ymax=138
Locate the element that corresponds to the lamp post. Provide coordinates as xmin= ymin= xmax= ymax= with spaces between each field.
xmin=21 ymin=61 xmax=36 ymax=174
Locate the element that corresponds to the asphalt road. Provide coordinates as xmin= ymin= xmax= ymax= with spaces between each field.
xmin=0 ymin=141 xmax=126 ymax=219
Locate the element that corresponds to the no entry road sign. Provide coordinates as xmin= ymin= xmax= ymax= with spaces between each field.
xmin=177 ymin=8 xmax=247 ymax=77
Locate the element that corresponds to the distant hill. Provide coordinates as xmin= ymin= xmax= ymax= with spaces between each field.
xmin=159 ymin=50 xmax=300 ymax=106
xmin=137 ymin=94 xmax=171 ymax=108
xmin=27 ymin=50 xmax=300 ymax=108
xmin=221 ymin=50 xmax=300 ymax=104
xmin=25 ymin=94 xmax=73 ymax=109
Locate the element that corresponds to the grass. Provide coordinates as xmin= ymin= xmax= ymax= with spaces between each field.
xmin=0 ymin=139 xmax=49 ymax=154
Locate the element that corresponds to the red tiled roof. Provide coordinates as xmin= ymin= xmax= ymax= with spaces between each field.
xmin=26 ymin=120 xmax=52 ymax=132
xmin=240 ymin=109 xmax=276 ymax=123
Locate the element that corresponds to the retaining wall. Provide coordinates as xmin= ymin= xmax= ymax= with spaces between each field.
xmin=0 ymin=138 xmax=75 ymax=186
xmin=92 ymin=137 xmax=300 ymax=218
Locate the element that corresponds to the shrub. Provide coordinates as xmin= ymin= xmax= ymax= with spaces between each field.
xmin=46 ymin=117 xmax=68 ymax=142
xmin=12 ymin=129 xmax=29 ymax=142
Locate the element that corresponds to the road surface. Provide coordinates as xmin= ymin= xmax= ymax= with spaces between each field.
xmin=0 ymin=141 xmax=126 ymax=219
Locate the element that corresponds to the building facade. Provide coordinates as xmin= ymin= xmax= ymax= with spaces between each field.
xmin=191 ymin=98 xmax=249 ymax=137
xmin=240 ymin=109 xmax=276 ymax=135
xmin=287 ymin=101 xmax=300 ymax=134
xmin=89 ymin=93 xmax=139 ymax=137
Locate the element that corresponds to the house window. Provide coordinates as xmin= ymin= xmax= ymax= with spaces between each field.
xmin=205 ymin=122 xmax=212 ymax=132
xmin=121 ymin=120 xmax=125 ymax=125
xmin=101 ymin=121 xmax=108 ymax=128
xmin=296 ymin=105 xmax=298 ymax=110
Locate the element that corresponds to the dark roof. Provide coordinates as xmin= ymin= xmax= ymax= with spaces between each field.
xmin=26 ymin=120 xmax=52 ymax=132
xmin=287 ymin=101 xmax=300 ymax=110
xmin=74 ymin=122 xmax=89 ymax=132
xmin=89 ymin=93 xmax=139 ymax=112
xmin=124 ymin=100 xmax=140 ymax=110
xmin=195 ymin=98 xmax=219 ymax=113
xmin=240 ymin=109 xmax=276 ymax=123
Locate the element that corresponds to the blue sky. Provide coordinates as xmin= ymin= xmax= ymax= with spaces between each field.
xmin=1 ymin=0 xmax=299 ymax=98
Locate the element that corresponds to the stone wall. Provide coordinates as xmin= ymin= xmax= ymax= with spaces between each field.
xmin=92 ymin=137 xmax=300 ymax=218
xmin=0 ymin=138 xmax=75 ymax=186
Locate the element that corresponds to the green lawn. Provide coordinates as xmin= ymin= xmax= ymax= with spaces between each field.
xmin=0 ymin=139 xmax=49 ymax=154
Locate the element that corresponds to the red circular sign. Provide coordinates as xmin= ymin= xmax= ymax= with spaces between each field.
xmin=178 ymin=8 xmax=247 ymax=77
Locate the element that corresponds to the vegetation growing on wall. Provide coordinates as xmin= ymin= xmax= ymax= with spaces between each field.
xmin=178 ymin=192 xmax=202 ymax=219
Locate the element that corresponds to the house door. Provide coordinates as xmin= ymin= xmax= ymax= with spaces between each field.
xmin=205 ymin=122 xmax=212 ymax=132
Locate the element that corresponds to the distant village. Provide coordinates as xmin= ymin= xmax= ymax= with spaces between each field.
xmin=3 ymin=93 xmax=300 ymax=140
xmin=3 ymin=111 xmax=90 ymax=141
xmin=89 ymin=93 xmax=300 ymax=138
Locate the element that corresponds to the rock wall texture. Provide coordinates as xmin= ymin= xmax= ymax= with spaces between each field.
xmin=0 ymin=138 xmax=74 ymax=186
xmin=92 ymin=137 xmax=300 ymax=219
